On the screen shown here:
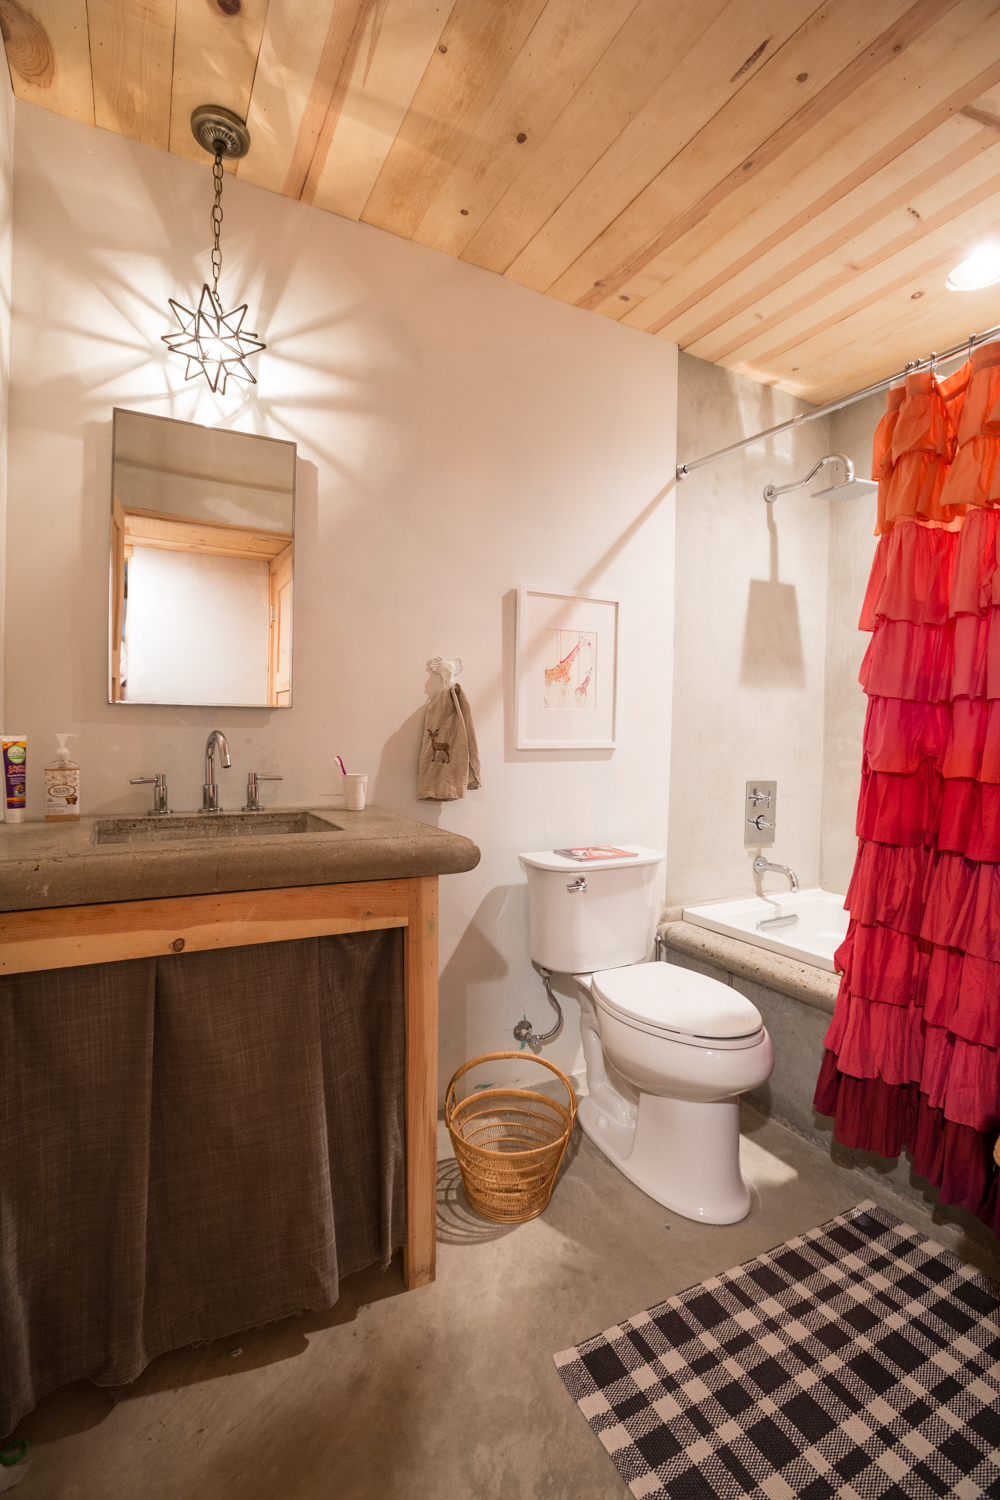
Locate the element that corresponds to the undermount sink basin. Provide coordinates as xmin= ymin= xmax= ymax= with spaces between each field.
xmin=93 ymin=811 xmax=344 ymax=845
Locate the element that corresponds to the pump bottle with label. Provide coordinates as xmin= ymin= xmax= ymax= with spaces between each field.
xmin=45 ymin=734 xmax=80 ymax=822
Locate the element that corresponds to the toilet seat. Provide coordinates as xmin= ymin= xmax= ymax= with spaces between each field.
xmin=591 ymin=964 xmax=764 ymax=1050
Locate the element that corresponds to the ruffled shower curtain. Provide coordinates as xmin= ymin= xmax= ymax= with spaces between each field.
xmin=814 ymin=343 xmax=1000 ymax=1238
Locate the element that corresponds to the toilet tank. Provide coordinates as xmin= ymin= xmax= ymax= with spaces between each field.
xmin=518 ymin=847 xmax=665 ymax=974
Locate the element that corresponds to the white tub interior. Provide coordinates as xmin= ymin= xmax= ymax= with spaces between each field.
xmin=682 ymin=888 xmax=849 ymax=972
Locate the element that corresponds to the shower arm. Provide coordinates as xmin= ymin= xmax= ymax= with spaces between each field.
xmin=763 ymin=453 xmax=854 ymax=504
xmin=675 ymin=317 xmax=1000 ymax=482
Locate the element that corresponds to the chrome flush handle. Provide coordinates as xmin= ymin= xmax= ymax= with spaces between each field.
xmin=567 ymin=876 xmax=588 ymax=893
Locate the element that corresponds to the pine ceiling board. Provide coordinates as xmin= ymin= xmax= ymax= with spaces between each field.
xmin=738 ymin=267 xmax=1000 ymax=402
xmin=0 ymin=0 xmax=94 ymax=123
xmin=770 ymin=278 xmax=1000 ymax=403
xmin=237 ymin=0 xmax=342 ymax=195
xmin=412 ymin=0 xmax=642 ymax=259
xmin=460 ymin=0 xmax=727 ymax=277
xmin=360 ymin=0 xmax=552 ymax=240
xmin=499 ymin=0 xmax=820 ymax=296
xmin=611 ymin=2 xmax=1000 ymax=333
xmin=88 ymin=0 xmax=175 ymax=150
xmin=542 ymin=0 xmax=952 ymax=315
xmin=289 ymin=0 xmax=388 ymax=202
xmin=627 ymin=67 xmax=1000 ymax=348
xmin=695 ymin=144 xmax=1000 ymax=364
xmin=692 ymin=145 xmax=1000 ymax=363
xmin=721 ymin=192 xmax=1000 ymax=376
xmin=639 ymin=119 xmax=995 ymax=349
xmin=168 ymin=0 xmax=269 ymax=166
xmin=307 ymin=0 xmax=450 ymax=222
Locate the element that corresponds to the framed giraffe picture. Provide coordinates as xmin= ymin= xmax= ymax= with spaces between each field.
xmin=515 ymin=587 xmax=618 ymax=750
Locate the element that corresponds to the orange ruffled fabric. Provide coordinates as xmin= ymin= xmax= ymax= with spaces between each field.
xmin=875 ymin=364 xmax=970 ymax=535
xmin=816 ymin=345 xmax=1000 ymax=1238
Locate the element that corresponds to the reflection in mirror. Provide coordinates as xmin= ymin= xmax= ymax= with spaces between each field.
xmin=109 ymin=410 xmax=295 ymax=707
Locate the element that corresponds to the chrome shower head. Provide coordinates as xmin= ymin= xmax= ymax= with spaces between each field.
xmin=763 ymin=453 xmax=875 ymax=504
xmin=812 ymin=475 xmax=878 ymax=501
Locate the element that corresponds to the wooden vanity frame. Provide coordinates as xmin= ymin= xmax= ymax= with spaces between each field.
xmin=0 ymin=876 xmax=439 ymax=1290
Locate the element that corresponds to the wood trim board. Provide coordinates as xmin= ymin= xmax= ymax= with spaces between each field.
xmin=0 ymin=875 xmax=440 ymax=1291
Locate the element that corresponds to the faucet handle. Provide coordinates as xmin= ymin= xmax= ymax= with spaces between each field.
xmin=244 ymin=771 xmax=282 ymax=812
xmin=131 ymin=773 xmax=171 ymax=815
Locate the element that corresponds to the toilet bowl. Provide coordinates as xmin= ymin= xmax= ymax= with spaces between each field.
xmin=518 ymin=847 xmax=774 ymax=1225
xmin=577 ymin=964 xmax=773 ymax=1223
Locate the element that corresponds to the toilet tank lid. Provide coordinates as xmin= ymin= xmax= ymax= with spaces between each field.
xmin=518 ymin=846 xmax=665 ymax=872
xmin=592 ymin=964 xmax=763 ymax=1039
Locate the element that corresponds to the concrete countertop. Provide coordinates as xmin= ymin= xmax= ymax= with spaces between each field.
xmin=658 ymin=919 xmax=840 ymax=1014
xmin=0 ymin=806 xmax=481 ymax=912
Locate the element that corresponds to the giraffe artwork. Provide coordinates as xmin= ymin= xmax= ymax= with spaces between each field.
xmin=544 ymin=630 xmax=597 ymax=710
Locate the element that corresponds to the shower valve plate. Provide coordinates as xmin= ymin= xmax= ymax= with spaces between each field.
xmin=745 ymin=780 xmax=777 ymax=847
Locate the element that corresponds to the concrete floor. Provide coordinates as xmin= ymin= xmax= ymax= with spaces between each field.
xmin=10 ymin=1106 xmax=1000 ymax=1500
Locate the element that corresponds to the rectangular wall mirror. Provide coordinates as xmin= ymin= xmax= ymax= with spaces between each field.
xmin=109 ymin=410 xmax=296 ymax=707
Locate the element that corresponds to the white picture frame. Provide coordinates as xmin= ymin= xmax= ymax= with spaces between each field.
xmin=515 ymin=587 xmax=618 ymax=750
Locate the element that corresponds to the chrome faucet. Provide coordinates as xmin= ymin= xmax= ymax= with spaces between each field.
xmin=753 ymin=853 xmax=799 ymax=893
xmin=202 ymin=730 xmax=231 ymax=812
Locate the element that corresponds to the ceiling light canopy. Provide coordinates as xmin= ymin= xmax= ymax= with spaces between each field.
xmin=162 ymin=106 xmax=265 ymax=394
xmin=946 ymin=244 xmax=1000 ymax=292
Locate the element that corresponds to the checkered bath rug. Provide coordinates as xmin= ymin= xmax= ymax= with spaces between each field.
xmin=554 ymin=1201 xmax=1000 ymax=1499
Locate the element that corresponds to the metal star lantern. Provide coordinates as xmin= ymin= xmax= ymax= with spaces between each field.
xmin=163 ymin=106 xmax=265 ymax=394
xmin=163 ymin=284 xmax=265 ymax=395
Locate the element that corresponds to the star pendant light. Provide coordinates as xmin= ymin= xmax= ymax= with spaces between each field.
xmin=163 ymin=106 xmax=265 ymax=395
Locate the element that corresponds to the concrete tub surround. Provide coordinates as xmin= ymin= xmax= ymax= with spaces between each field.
xmin=0 ymin=806 xmax=479 ymax=912
xmin=659 ymin=920 xmax=838 ymax=1014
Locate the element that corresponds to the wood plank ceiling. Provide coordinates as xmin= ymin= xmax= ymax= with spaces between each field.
xmin=4 ymin=0 xmax=1000 ymax=402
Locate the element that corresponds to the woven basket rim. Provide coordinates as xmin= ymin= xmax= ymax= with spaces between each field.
xmin=445 ymin=1051 xmax=577 ymax=1126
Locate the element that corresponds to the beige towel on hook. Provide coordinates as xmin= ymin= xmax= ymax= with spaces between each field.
xmin=418 ymin=685 xmax=481 ymax=801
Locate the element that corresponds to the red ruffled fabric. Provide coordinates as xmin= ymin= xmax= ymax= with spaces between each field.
xmin=815 ymin=346 xmax=1000 ymax=1238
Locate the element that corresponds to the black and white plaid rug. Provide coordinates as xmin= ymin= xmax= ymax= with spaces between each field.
xmin=555 ymin=1201 xmax=1000 ymax=1499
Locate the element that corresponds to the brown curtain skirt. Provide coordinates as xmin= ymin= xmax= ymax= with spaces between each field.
xmin=0 ymin=929 xmax=407 ymax=1437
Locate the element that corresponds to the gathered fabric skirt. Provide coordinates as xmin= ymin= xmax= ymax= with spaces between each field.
xmin=0 ymin=930 xmax=407 ymax=1438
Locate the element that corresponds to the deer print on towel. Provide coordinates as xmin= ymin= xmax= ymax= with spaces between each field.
xmin=430 ymin=736 xmax=451 ymax=764
xmin=544 ymin=630 xmax=597 ymax=710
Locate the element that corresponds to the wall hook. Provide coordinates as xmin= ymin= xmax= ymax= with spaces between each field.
xmin=427 ymin=656 xmax=463 ymax=689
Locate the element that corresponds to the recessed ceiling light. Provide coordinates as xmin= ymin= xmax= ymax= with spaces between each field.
xmin=946 ymin=244 xmax=1000 ymax=291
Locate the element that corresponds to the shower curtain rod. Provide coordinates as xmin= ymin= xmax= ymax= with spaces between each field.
xmin=675 ymin=317 xmax=1000 ymax=481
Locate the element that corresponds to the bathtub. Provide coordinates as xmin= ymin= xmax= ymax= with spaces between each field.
xmin=681 ymin=888 xmax=849 ymax=972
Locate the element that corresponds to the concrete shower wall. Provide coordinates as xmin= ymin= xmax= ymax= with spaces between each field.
xmin=3 ymin=102 xmax=677 ymax=1100
xmin=822 ymin=393 xmax=884 ymax=895
xmin=669 ymin=353 xmax=834 ymax=906
xmin=670 ymin=355 xmax=884 ymax=908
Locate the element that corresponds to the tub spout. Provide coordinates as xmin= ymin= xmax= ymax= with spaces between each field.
xmin=753 ymin=854 xmax=799 ymax=893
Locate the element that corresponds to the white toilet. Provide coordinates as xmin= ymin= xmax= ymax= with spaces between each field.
xmin=518 ymin=847 xmax=774 ymax=1224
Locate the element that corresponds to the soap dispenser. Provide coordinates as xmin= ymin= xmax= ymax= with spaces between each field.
xmin=45 ymin=734 xmax=80 ymax=822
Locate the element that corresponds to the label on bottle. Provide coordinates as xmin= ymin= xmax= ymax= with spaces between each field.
xmin=45 ymin=766 xmax=80 ymax=817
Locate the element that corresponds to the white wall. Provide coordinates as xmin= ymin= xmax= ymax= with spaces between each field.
xmin=669 ymin=354 xmax=833 ymax=905
xmin=0 ymin=63 xmax=13 ymax=716
xmin=4 ymin=103 xmax=677 ymax=1096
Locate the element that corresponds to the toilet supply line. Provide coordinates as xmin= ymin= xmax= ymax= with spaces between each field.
xmin=513 ymin=967 xmax=564 ymax=1047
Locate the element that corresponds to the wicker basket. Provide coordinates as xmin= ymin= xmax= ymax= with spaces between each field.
xmin=445 ymin=1050 xmax=577 ymax=1224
